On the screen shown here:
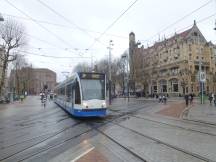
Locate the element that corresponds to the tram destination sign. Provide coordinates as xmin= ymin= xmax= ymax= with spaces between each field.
xmin=79 ymin=73 xmax=105 ymax=79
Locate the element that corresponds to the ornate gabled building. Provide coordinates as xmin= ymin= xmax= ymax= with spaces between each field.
xmin=130 ymin=21 xmax=216 ymax=96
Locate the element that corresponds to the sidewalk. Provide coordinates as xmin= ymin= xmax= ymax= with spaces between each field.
xmin=137 ymin=96 xmax=201 ymax=103
xmin=187 ymin=102 xmax=216 ymax=124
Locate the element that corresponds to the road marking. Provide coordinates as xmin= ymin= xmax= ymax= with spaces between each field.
xmin=70 ymin=146 xmax=95 ymax=162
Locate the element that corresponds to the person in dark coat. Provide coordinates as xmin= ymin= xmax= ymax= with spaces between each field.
xmin=185 ymin=94 xmax=189 ymax=107
xmin=189 ymin=93 xmax=193 ymax=105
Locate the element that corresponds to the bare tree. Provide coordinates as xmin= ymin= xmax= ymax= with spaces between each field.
xmin=0 ymin=18 xmax=26 ymax=95
xmin=72 ymin=62 xmax=91 ymax=73
xmin=9 ymin=54 xmax=32 ymax=95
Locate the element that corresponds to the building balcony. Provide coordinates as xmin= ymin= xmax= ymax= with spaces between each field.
xmin=194 ymin=61 xmax=210 ymax=66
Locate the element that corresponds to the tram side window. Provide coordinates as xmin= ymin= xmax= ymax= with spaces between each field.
xmin=75 ymin=81 xmax=81 ymax=104
xmin=66 ymin=84 xmax=72 ymax=102
xmin=60 ymin=87 xmax=65 ymax=99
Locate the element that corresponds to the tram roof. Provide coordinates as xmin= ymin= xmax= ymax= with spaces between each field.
xmin=55 ymin=72 xmax=105 ymax=89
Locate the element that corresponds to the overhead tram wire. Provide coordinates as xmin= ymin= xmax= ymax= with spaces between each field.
xmin=1 ymin=13 xmax=128 ymax=39
xmin=167 ymin=12 xmax=216 ymax=38
xmin=5 ymin=0 xmax=76 ymax=51
xmin=140 ymin=0 xmax=213 ymax=43
xmin=35 ymin=0 xmax=106 ymax=47
xmin=19 ymin=50 xmax=91 ymax=59
xmin=0 ymin=21 xmax=78 ymax=54
xmin=141 ymin=12 xmax=216 ymax=47
xmin=87 ymin=0 xmax=139 ymax=49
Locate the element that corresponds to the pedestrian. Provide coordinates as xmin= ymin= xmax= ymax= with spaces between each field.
xmin=209 ymin=93 xmax=213 ymax=105
xmin=162 ymin=94 xmax=167 ymax=104
xmin=189 ymin=94 xmax=191 ymax=105
xmin=185 ymin=94 xmax=189 ymax=107
xmin=189 ymin=93 xmax=193 ymax=105
xmin=20 ymin=94 xmax=24 ymax=103
xmin=24 ymin=91 xmax=27 ymax=97
xmin=214 ymin=94 xmax=216 ymax=107
xmin=156 ymin=94 xmax=158 ymax=99
xmin=159 ymin=94 xmax=162 ymax=103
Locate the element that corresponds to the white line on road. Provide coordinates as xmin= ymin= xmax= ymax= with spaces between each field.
xmin=70 ymin=146 xmax=95 ymax=162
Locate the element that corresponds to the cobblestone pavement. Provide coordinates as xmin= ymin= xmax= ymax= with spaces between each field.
xmin=156 ymin=101 xmax=185 ymax=118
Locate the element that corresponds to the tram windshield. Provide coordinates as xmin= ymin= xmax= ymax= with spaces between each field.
xmin=81 ymin=79 xmax=105 ymax=100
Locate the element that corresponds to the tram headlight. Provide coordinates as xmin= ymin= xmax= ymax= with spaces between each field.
xmin=83 ymin=102 xmax=88 ymax=108
xmin=102 ymin=102 xmax=106 ymax=108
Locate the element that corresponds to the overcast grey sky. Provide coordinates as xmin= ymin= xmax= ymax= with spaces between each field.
xmin=0 ymin=0 xmax=216 ymax=81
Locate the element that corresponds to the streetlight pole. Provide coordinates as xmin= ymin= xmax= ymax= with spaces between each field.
xmin=126 ymin=53 xmax=129 ymax=102
xmin=0 ymin=13 xmax=4 ymax=21
xmin=198 ymin=34 xmax=204 ymax=104
xmin=108 ymin=40 xmax=113 ymax=105
xmin=121 ymin=52 xmax=129 ymax=102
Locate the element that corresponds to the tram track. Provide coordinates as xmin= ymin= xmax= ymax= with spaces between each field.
xmin=95 ymin=128 xmax=147 ymax=162
xmin=110 ymin=121 xmax=213 ymax=162
xmin=1 ymin=102 xmax=154 ymax=162
xmin=0 ymin=114 xmax=69 ymax=136
xmin=0 ymin=109 xmax=63 ymax=130
xmin=0 ymin=117 xmax=72 ymax=149
xmin=0 ymin=121 xmax=83 ymax=161
xmin=183 ymin=118 xmax=216 ymax=126
xmin=129 ymin=115 xmax=216 ymax=137
xmin=3 ymin=100 xmax=206 ymax=162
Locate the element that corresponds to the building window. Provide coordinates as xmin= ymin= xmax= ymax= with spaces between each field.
xmin=170 ymin=78 xmax=178 ymax=92
xmin=196 ymin=56 xmax=199 ymax=59
xmin=189 ymin=54 xmax=192 ymax=60
xmin=160 ymin=80 xmax=167 ymax=93
xmin=153 ymin=86 xmax=157 ymax=93
xmin=173 ymin=84 xmax=178 ymax=92
xmin=189 ymin=44 xmax=192 ymax=51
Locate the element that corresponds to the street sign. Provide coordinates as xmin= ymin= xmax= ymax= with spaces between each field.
xmin=200 ymin=72 xmax=206 ymax=82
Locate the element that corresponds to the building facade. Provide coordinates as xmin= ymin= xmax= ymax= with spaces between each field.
xmin=9 ymin=68 xmax=57 ymax=95
xmin=131 ymin=21 xmax=216 ymax=96
xmin=30 ymin=68 xmax=56 ymax=94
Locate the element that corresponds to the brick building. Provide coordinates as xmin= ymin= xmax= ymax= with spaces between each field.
xmin=130 ymin=21 xmax=216 ymax=96
xmin=9 ymin=68 xmax=56 ymax=95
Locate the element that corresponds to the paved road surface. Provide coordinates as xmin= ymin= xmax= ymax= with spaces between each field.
xmin=0 ymin=96 xmax=216 ymax=162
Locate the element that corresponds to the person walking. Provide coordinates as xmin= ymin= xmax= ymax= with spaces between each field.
xmin=189 ymin=93 xmax=193 ymax=105
xmin=162 ymin=94 xmax=167 ymax=104
xmin=41 ymin=95 xmax=47 ymax=108
xmin=159 ymin=94 xmax=162 ymax=103
xmin=185 ymin=94 xmax=189 ymax=107
xmin=214 ymin=94 xmax=216 ymax=107
xmin=209 ymin=93 xmax=213 ymax=105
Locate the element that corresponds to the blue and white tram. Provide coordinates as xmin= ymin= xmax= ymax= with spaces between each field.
xmin=54 ymin=72 xmax=107 ymax=117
